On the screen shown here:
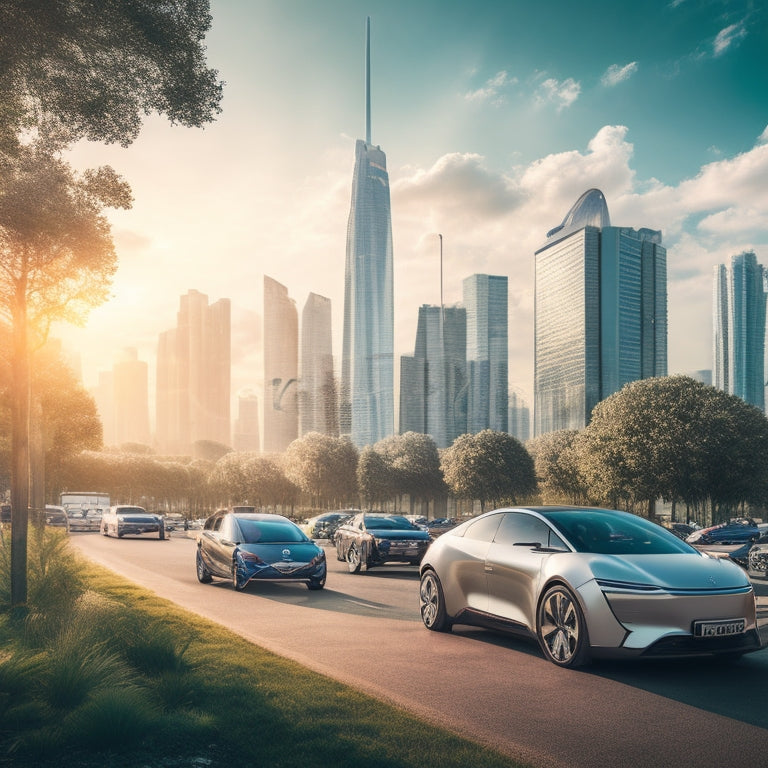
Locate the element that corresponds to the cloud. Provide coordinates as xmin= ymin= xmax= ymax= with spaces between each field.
xmin=464 ymin=70 xmax=516 ymax=104
xmin=535 ymin=77 xmax=581 ymax=111
xmin=713 ymin=20 xmax=748 ymax=57
xmin=601 ymin=62 xmax=639 ymax=87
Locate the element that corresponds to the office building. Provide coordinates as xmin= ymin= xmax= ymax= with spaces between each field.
xmin=399 ymin=304 xmax=467 ymax=448
xmin=156 ymin=289 xmax=231 ymax=455
xmin=263 ymin=276 xmax=298 ymax=453
xmin=508 ymin=390 xmax=531 ymax=443
xmin=534 ymin=188 xmax=667 ymax=435
xmin=112 ymin=348 xmax=151 ymax=447
xmin=300 ymin=292 xmax=338 ymax=436
xmin=464 ymin=274 xmax=508 ymax=434
xmin=341 ymin=17 xmax=394 ymax=447
xmin=233 ymin=390 xmax=260 ymax=452
xmin=713 ymin=251 xmax=767 ymax=411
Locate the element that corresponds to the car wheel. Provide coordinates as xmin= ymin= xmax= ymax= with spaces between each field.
xmin=346 ymin=544 xmax=362 ymax=573
xmin=336 ymin=540 xmax=345 ymax=562
xmin=537 ymin=584 xmax=590 ymax=668
xmin=307 ymin=576 xmax=326 ymax=591
xmin=101 ymin=524 xmax=109 ymax=537
xmin=419 ymin=570 xmax=452 ymax=632
xmin=232 ymin=557 xmax=245 ymax=591
xmin=159 ymin=525 xmax=166 ymax=540
xmin=196 ymin=550 xmax=213 ymax=583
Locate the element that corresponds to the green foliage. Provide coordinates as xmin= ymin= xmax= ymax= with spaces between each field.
xmin=208 ymin=451 xmax=298 ymax=509
xmin=528 ymin=430 xmax=589 ymax=504
xmin=441 ymin=430 xmax=537 ymax=510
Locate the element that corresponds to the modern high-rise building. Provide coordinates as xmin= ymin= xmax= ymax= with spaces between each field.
xmin=112 ymin=348 xmax=150 ymax=447
xmin=263 ymin=276 xmax=298 ymax=453
xmin=156 ymin=289 xmax=231 ymax=455
xmin=464 ymin=274 xmax=508 ymax=434
xmin=508 ymin=390 xmax=531 ymax=443
xmin=713 ymin=251 xmax=767 ymax=411
xmin=233 ymin=390 xmax=260 ymax=452
xmin=299 ymin=292 xmax=338 ymax=436
xmin=399 ymin=304 xmax=467 ymax=448
xmin=534 ymin=189 xmax=667 ymax=436
xmin=341 ymin=17 xmax=394 ymax=448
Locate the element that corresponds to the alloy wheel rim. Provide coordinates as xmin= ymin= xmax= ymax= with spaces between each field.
xmin=540 ymin=590 xmax=579 ymax=662
xmin=420 ymin=573 xmax=438 ymax=626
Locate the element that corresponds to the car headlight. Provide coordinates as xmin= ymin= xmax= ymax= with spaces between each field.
xmin=596 ymin=579 xmax=664 ymax=593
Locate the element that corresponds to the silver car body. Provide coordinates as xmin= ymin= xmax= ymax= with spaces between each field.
xmin=420 ymin=506 xmax=761 ymax=667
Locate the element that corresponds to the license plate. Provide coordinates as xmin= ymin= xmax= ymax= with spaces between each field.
xmin=693 ymin=619 xmax=746 ymax=637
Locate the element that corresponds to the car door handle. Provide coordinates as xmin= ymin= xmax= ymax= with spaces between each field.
xmin=485 ymin=564 xmax=493 ymax=573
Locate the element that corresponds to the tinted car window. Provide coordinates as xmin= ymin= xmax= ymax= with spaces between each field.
xmin=237 ymin=519 xmax=307 ymax=543
xmin=545 ymin=510 xmax=693 ymax=555
xmin=463 ymin=513 xmax=503 ymax=542
xmin=363 ymin=516 xmax=415 ymax=530
xmin=495 ymin=513 xmax=568 ymax=550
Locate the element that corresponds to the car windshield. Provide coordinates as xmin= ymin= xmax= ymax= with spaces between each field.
xmin=364 ymin=516 xmax=415 ymax=530
xmin=237 ymin=519 xmax=307 ymax=544
xmin=544 ymin=510 xmax=694 ymax=555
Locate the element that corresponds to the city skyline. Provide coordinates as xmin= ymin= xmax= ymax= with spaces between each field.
xmin=54 ymin=0 xmax=767 ymax=415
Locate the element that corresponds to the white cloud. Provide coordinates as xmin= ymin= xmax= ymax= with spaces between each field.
xmin=464 ymin=70 xmax=516 ymax=104
xmin=758 ymin=125 xmax=768 ymax=144
xmin=601 ymin=62 xmax=639 ymax=87
xmin=713 ymin=21 xmax=748 ymax=57
xmin=535 ymin=77 xmax=581 ymax=111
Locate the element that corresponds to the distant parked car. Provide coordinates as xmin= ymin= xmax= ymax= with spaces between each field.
xmin=44 ymin=505 xmax=70 ymax=531
xmin=67 ymin=509 xmax=103 ymax=532
xmin=101 ymin=505 xmax=166 ymax=539
xmin=334 ymin=512 xmax=431 ymax=573
xmin=196 ymin=510 xmax=326 ymax=591
xmin=729 ymin=529 xmax=768 ymax=576
xmin=1 ymin=504 xmax=11 ymax=522
xmin=303 ymin=510 xmax=358 ymax=541
xmin=686 ymin=518 xmax=760 ymax=545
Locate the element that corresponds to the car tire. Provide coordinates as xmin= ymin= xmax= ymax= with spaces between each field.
xmin=159 ymin=524 xmax=166 ymax=540
xmin=232 ymin=557 xmax=246 ymax=591
xmin=537 ymin=584 xmax=590 ymax=668
xmin=419 ymin=569 xmax=452 ymax=632
xmin=336 ymin=541 xmax=345 ymax=562
xmin=307 ymin=576 xmax=326 ymax=591
xmin=196 ymin=550 xmax=213 ymax=584
xmin=346 ymin=544 xmax=362 ymax=573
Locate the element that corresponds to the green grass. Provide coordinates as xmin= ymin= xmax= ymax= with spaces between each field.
xmin=0 ymin=528 xmax=530 ymax=768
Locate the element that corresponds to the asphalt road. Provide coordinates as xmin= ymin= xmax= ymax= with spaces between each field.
xmin=71 ymin=532 xmax=768 ymax=768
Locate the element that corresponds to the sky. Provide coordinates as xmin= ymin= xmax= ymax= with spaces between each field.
xmin=59 ymin=0 xmax=768 ymax=421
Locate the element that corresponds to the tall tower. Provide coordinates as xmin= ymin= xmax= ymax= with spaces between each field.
xmin=713 ymin=251 xmax=766 ymax=411
xmin=300 ymin=292 xmax=338 ymax=436
xmin=263 ymin=276 xmax=299 ymax=453
xmin=534 ymin=189 xmax=667 ymax=436
xmin=341 ymin=17 xmax=394 ymax=448
xmin=464 ymin=274 xmax=508 ymax=434
xmin=112 ymin=347 xmax=150 ymax=447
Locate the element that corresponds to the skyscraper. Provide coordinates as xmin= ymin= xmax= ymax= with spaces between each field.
xmin=341 ymin=17 xmax=394 ymax=448
xmin=399 ymin=304 xmax=467 ymax=448
xmin=464 ymin=274 xmax=508 ymax=434
xmin=263 ymin=276 xmax=298 ymax=453
xmin=156 ymin=289 xmax=231 ymax=455
xmin=112 ymin=348 xmax=150 ymax=447
xmin=534 ymin=189 xmax=667 ymax=435
xmin=713 ymin=251 xmax=767 ymax=411
xmin=508 ymin=390 xmax=531 ymax=443
xmin=300 ymin=292 xmax=338 ymax=436
xmin=233 ymin=390 xmax=260 ymax=452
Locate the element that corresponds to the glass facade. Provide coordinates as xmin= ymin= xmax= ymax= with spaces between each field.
xmin=340 ymin=138 xmax=394 ymax=448
xmin=534 ymin=190 xmax=667 ymax=435
xmin=464 ymin=274 xmax=508 ymax=434
xmin=713 ymin=251 xmax=766 ymax=411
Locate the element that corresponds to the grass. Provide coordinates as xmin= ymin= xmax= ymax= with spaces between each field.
xmin=0 ymin=526 xmax=530 ymax=768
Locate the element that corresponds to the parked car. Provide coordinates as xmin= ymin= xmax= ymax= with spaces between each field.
xmin=1 ymin=504 xmax=11 ymax=522
xmin=729 ymin=529 xmax=768 ymax=575
xmin=302 ymin=510 xmax=358 ymax=541
xmin=419 ymin=506 xmax=761 ymax=668
xmin=44 ymin=505 xmax=70 ymax=531
xmin=686 ymin=518 xmax=761 ymax=545
xmin=67 ymin=509 xmax=103 ymax=532
xmin=334 ymin=512 xmax=431 ymax=573
xmin=196 ymin=510 xmax=326 ymax=591
xmin=425 ymin=518 xmax=457 ymax=538
xmin=101 ymin=505 xmax=166 ymax=539
xmin=664 ymin=522 xmax=697 ymax=540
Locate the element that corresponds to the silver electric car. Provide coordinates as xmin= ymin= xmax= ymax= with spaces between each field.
xmin=419 ymin=506 xmax=761 ymax=668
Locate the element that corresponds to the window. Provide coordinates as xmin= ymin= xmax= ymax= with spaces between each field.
xmin=463 ymin=513 xmax=503 ymax=542
xmin=494 ymin=513 xmax=567 ymax=549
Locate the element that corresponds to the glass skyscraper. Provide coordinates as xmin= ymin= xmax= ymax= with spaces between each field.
xmin=713 ymin=251 xmax=767 ymax=411
xmin=341 ymin=18 xmax=394 ymax=447
xmin=399 ymin=304 xmax=467 ymax=448
xmin=464 ymin=274 xmax=508 ymax=434
xmin=534 ymin=189 xmax=667 ymax=435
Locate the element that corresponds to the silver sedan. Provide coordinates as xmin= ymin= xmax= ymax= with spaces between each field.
xmin=419 ymin=506 xmax=761 ymax=668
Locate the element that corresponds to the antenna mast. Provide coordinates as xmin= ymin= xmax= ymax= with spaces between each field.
xmin=365 ymin=17 xmax=371 ymax=145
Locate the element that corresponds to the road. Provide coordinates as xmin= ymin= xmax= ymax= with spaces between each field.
xmin=71 ymin=532 xmax=768 ymax=768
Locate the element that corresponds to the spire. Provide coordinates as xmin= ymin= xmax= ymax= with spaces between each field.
xmin=365 ymin=16 xmax=371 ymax=145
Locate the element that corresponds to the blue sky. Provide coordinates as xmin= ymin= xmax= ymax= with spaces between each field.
xmin=62 ymin=0 xmax=768 ymax=416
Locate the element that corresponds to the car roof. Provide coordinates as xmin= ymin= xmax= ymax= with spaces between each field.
xmin=231 ymin=512 xmax=294 ymax=523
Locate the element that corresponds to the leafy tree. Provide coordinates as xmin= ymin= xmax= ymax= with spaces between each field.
xmin=284 ymin=432 xmax=358 ymax=508
xmin=357 ymin=446 xmax=396 ymax=510
xmin=528 ymin=430 xmax=588 ymax=505
xmin=441 ymin=430 xmax=537 ymax=511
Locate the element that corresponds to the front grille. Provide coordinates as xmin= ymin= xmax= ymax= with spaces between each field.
xmin=641 ymin=629 xmax=761 ymax=657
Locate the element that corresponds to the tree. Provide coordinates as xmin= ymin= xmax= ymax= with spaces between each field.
xmin=357 ymin=446 xmax=396 ymax=511
xmin=528 ymin=430 xmax=589 ymax=505
xmin=0 ymin=0 xmax=223 ymax=152
xmin=283 ymin=432 xmax=358 ymax=508
xmin=441 ymin=430 xmax=537 ymax=511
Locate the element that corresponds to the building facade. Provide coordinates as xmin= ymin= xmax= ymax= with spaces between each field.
xmin=156 ymin=290 xmax=231 ymax=455
xmin=300 ymin=292 xmax=338 ymax=436
xmin=464 ymin=274 xmax=508 ymax=434
xmin=508 ymin=390 xmax=531 ymax=443
xmin=534 ymin=189 xmax=667 ymax=435
xmin=340 ymin=18 xmax=394 ymax=448
xmin=233 ymin=390 xmax=260 ymax=452
xmin=713 ymin=251 xmax=767 ymax=411
xmin=263 ymin=276 xmax=299 ymax=453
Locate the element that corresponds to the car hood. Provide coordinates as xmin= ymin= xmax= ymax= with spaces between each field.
xmin=367 ymin=528 xmax=431 ymax=541
xmin=586 ymin=552 xmax=750 ymax=591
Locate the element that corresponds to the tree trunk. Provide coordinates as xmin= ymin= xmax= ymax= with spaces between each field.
xmin=10 ymin=292 xmax=30 ymax=608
